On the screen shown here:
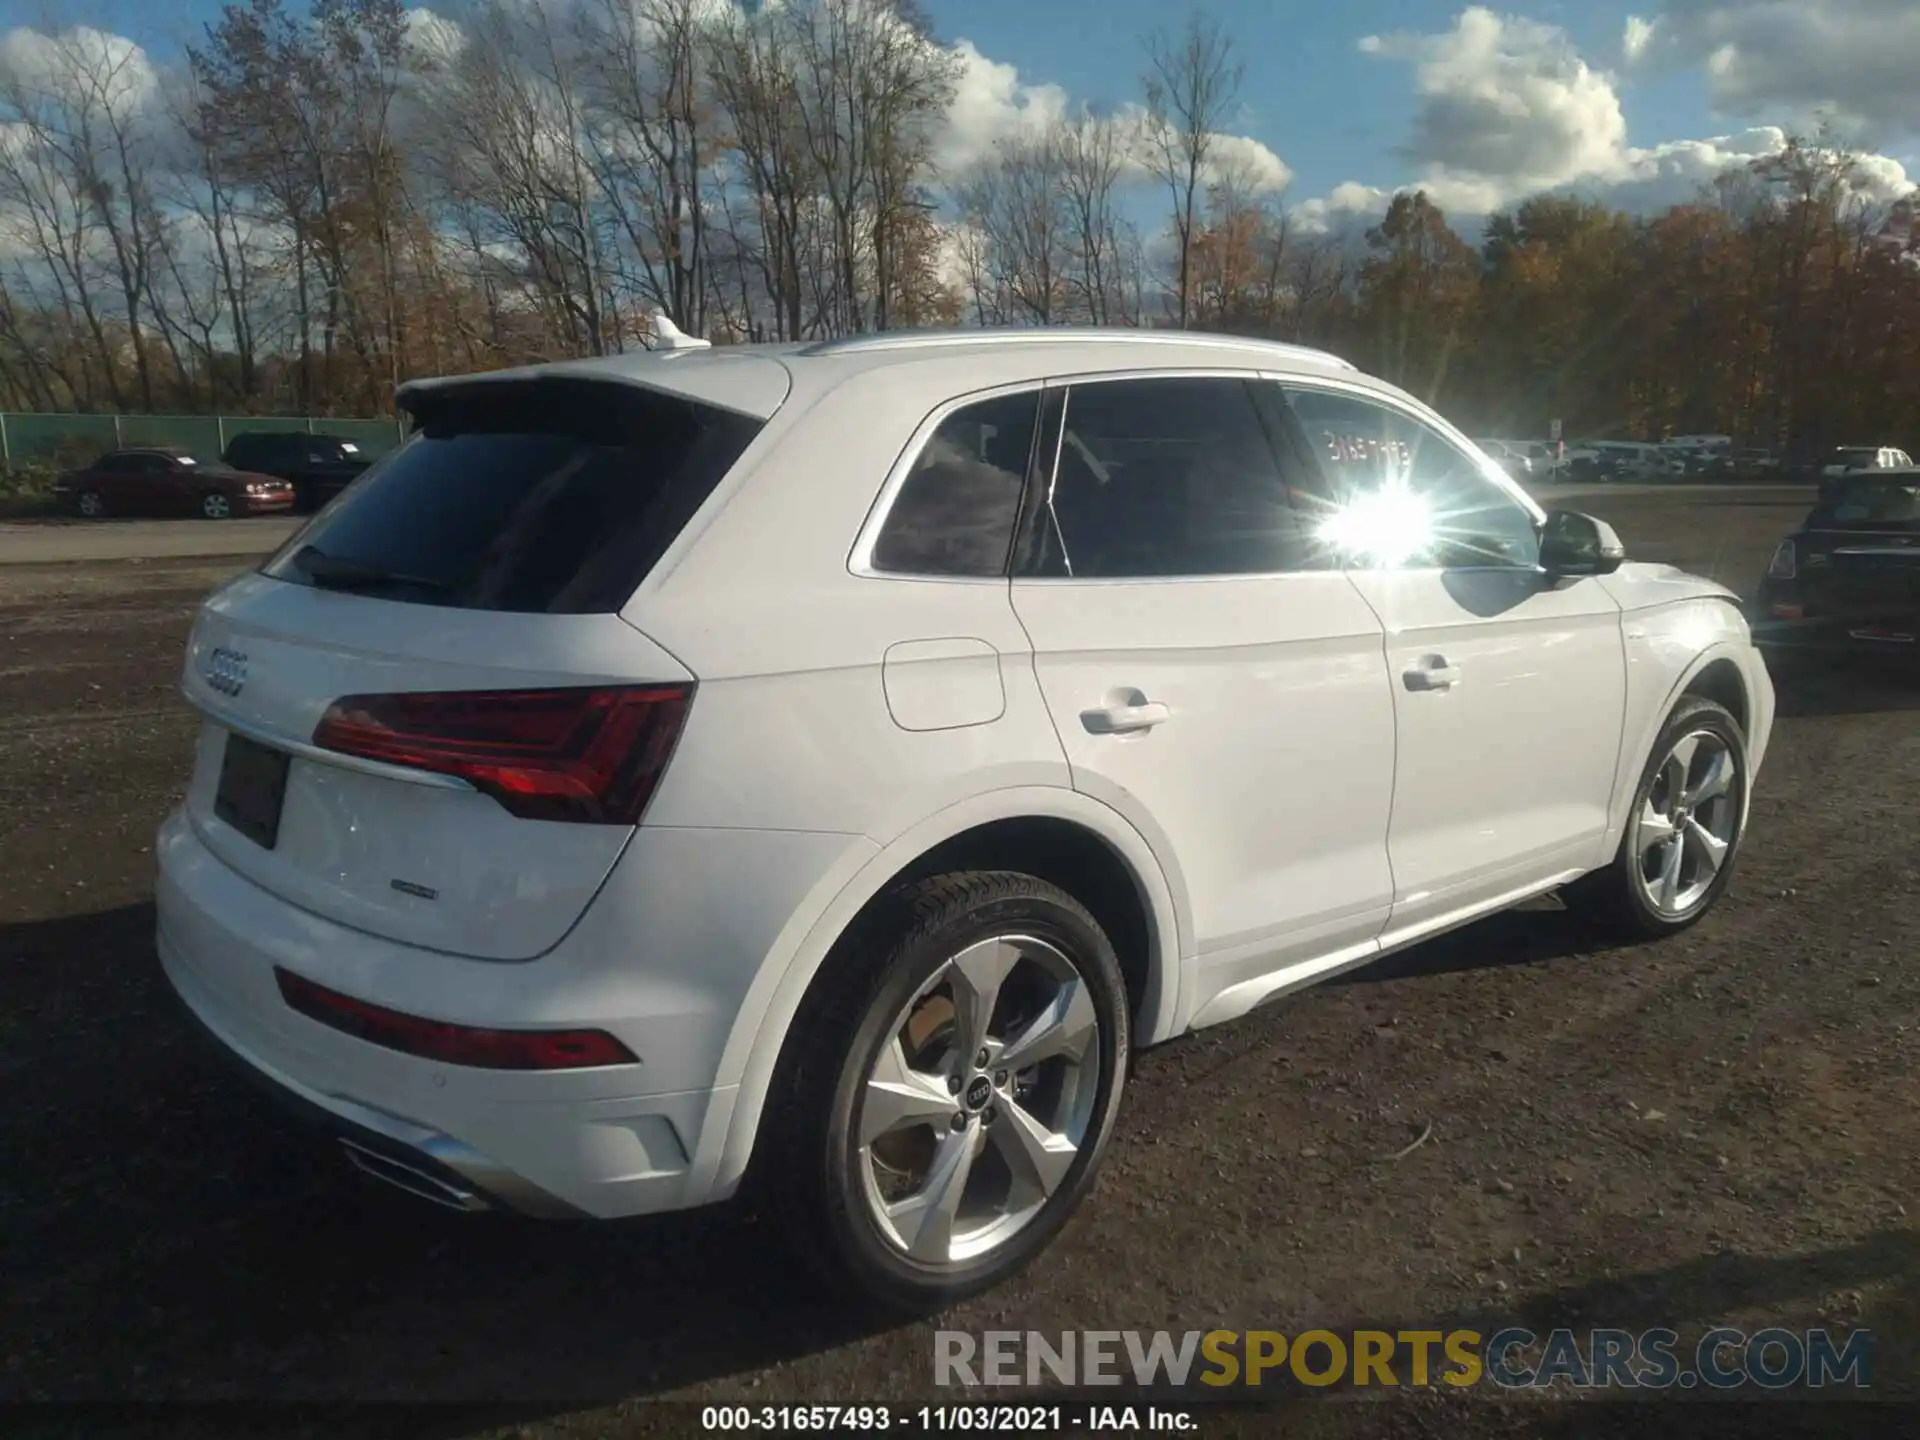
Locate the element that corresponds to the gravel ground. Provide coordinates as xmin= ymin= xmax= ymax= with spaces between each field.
xmin=2 ymin=485 xmax=1915 ymax=1437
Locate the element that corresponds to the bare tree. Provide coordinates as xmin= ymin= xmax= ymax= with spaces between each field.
xmin=1057 ymin=108 xmax=1128 ymax=324
xmin=421 ymin=0 xmax=611 ymax=358
xmin=576 ymin=0 xmax=712 ymax=335
xmin=0 ymin=24 xmax=169 ymax=409
xmin=1141 ymin=10 xmax=1243 ymax=327
xmin=958 ymin=126 xmax=1067 ymax=324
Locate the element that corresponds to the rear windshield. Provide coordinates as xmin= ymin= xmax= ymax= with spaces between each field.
xmin=262 ymin=379 xmax=762 ymax=613
xmin=1819 ymin=478 xmax=1920 ymax=527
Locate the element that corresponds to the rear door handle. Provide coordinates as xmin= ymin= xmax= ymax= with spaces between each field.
xmin=1403 ymin=657 xmax=1462 ymax=691
xmin=1081 ymin=700 xmax=1170 ymax=734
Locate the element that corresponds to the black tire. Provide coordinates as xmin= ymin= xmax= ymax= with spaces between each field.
xmin=1571 ymin=696 xmax=1749 ymax=941
xmin=758 ymin=870 xmax=1131 ymax=1314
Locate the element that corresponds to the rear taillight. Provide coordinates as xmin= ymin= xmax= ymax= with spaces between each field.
xmin=1767 ymin=539 xmax=1797 ymax=580
xmin=312 ymin=684 xmax=691 ymax=824
xmin=276 ymin=968 xmax=636 ymax=1069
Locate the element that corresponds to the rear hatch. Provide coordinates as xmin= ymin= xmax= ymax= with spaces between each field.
xmin=179 ymin=372 xmax=774 ymax=959
xmin=1798 ymin=475 xmax=1920 ymax=641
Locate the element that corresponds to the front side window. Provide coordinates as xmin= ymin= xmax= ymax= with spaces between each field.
xmin=1282 ymin=387 xmax=1540 ymax=570
xmin=1030 ymin=376 xmax=1310 ymax=578
xmin=870 ymin=390 xmax=1038 ymax=577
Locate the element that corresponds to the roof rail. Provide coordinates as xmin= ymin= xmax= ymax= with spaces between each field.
xmin=799 ymin=326 xmax=1357 ymax=371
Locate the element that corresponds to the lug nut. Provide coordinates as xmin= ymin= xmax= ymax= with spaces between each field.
xmin=950 ymin=1112 xmax=968 ymax=1131
xmin=982 ymin=1105 xmax=999 ymax=1126
xmin=947 ymin=1073 xmax=962 ymax=1095
xmin=976 ymin=1048 xmax=990 ymax=1067
xmin=994 ymin=1069 xmax=1009 ymax=1087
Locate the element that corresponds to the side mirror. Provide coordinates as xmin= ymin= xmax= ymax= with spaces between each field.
xmin=1538 ymin=509 xmax=1626 ymax=576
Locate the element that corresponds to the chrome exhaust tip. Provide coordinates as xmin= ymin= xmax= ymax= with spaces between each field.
xmin=339 ymin=1138 xmax=491 ymax=1212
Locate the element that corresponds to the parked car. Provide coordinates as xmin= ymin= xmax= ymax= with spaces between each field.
xmin=1707 ymin=447 xmax=1779 ymax=478
xmin=53 ymin=447 xmax=295 ymax=520
xmin=222 ymin=431 xmax=374 ymax=512
xmin=155 ymin=327 xmax=1775 ymax=1308
xmin=1472 ymin=438 xmax=1533 ymax=481
xmin=1566 ymin=441 xmax=1674 ymax=480
xmin=1752 ymin=468 xmax=1920 ymax=657
xmin=1813 ymin=445 xmax=1913 ymax=500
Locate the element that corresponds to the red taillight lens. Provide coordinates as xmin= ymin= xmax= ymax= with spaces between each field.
xmin=312 ymin=684 xmax=692 ymax=824
xmin=275 ymin=968 xmax=637 ymax=1070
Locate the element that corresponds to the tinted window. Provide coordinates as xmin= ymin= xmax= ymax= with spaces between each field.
xmin=93 ymin=454 xmax=134 ymax=474
xmin=1822 ymin=478 xmax=1920 ymax=527
xmin=1284 ymin=387 xmax=1540 ymax=570
xmin=227 ymin=436 xmax=282 ymax=462
xmin=262 ymin=380 xmax=762 ymax=613
xmin=1033 ymin=377 xmax=1308 ymax=578
xmin=872 ymin=391 xmax=1037 ymax=576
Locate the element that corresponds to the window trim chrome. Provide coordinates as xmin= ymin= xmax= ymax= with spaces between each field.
xmin=849 ymin=363 xmax=1547 ymax=586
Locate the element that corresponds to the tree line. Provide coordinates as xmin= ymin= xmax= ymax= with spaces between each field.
xmin=0 ymin=0 xmax=1915 ymax=457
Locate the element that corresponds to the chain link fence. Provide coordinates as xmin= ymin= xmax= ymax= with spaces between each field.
xmin=0 ymin=413 xmax=407 ymax=468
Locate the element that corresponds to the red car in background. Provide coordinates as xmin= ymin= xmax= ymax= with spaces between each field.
xmin=54 ymin=447 xmax=296 ymax=520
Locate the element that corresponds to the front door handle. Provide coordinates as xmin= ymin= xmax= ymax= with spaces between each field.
xmin=1081 ymin=700 xmax=1170 ymax=734
xmin=1403 ymin=656 xmax=1462 ymax=691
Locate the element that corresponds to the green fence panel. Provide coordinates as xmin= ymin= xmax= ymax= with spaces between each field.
xmin=1 ymin=411 xmax=407 ymax=467
xmin=117 ymin=415 xmax=224 ymax=458
xmin=3 ymin=413 xmax=118 ymax=463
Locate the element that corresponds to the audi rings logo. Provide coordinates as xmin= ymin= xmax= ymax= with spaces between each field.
xmin=205 ymin=647 xmax=248 ymax=698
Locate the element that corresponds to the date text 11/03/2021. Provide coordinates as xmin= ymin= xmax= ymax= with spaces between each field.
xmin=700 ymin=1405 xmax=1197 ymax=1433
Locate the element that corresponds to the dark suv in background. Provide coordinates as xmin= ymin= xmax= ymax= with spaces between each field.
xmin=222 ymin=432 xmax=373 ymax=512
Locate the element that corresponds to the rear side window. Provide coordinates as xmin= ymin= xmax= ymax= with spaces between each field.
xmin=871 ymin=391 xmax=1038 ymax=576
xmin=262 ymin=380 xmax=762 ymax=613
xmin=1030 ymin=376 xmax=1310 ymax=578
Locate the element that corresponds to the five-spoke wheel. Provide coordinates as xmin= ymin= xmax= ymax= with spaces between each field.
xmin=1577 ymin=694 xmax=1749 ymax=938
xmin=857 ymin=934 xmax=1101 ymax=1265
xmin=764 ymin=871 xmax=1129 ymax=1311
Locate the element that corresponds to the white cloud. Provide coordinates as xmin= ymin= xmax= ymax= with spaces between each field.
xmin=1360 ymin=8 xmax=1628 ymax=205
xmin=1195 ymin=130 xmax=1292 ymax=196
xmin=404 ymin=7 xmax=466 ymax=61
xmin=1291 ymin=181 xmax=1392 ymax=236
xmin=1632 ymin=1 xmax=1920 ymax=140
xmin=936 ymin=38 xmax=1071 ymax=174
xmin=937 ymin=40 xmax=1292 ymax=198
xmin=1623 ymin=15 xmax=1657 ymax=63
xmin=1307 ymin=5 xmax=1916 ymax=227
xmin=0 ymin=25 xmax=158 ymax=115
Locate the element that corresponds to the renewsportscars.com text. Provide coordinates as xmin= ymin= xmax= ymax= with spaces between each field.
xmin=934 ymin=1326 xmax=1873 ymax=1391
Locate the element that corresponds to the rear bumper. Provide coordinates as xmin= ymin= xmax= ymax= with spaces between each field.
xmin=154 ymin=807 xmax=740 ymax=1220
xmin=1748 ymin=612 xmax=1918 ymax=655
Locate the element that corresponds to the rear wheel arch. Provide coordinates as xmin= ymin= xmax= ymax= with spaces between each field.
xmin=705 ymin=790 xmax=1187 ymax=1201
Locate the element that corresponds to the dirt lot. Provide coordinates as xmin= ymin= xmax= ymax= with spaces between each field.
xmin=2 ymin=485 xmax=1915 ymax=1437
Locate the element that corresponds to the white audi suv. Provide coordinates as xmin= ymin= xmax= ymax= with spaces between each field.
xmin=156 ymin=327 xmax=1775 ymax=1308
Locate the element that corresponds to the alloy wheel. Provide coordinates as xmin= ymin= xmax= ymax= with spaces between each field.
xmin=1632 ymin=729 xmax=1740 ymax=917
xmin=855 ymin=933 xmax=1101 ymax=1267
xmin=201 ymin=492 xmax=232 ymax=519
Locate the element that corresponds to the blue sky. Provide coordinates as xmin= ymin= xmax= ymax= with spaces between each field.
xmin=920 ymin=0 xmax=1716 ymax=203
xmin=10 ymin=0 xmax=1919 ymax=224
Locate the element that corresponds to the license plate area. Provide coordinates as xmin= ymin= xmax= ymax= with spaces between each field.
xmin=215 ymin=732 xmax=291 ymax=849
